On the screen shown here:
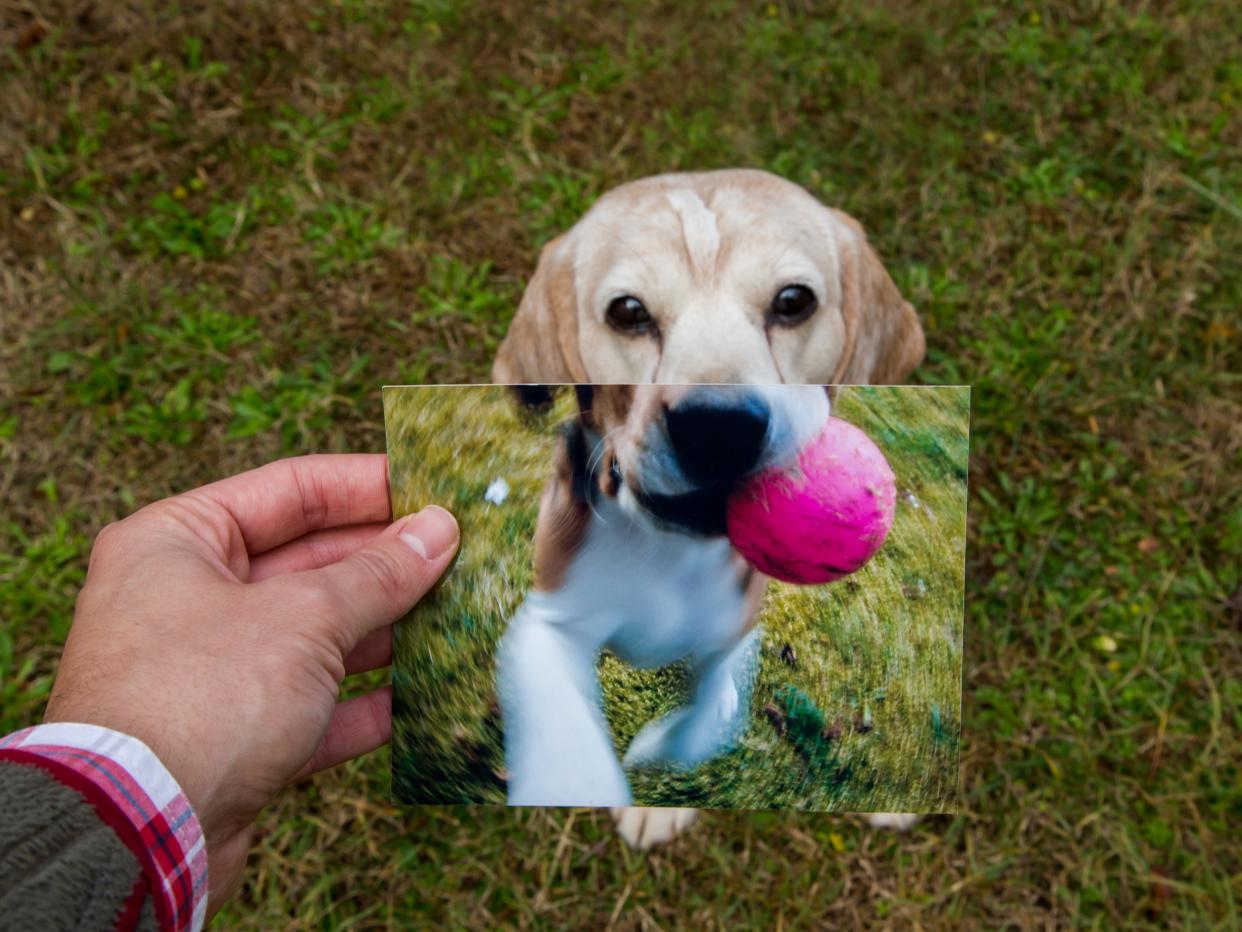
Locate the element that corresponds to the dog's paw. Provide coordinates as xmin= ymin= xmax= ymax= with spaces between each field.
xmin=867 ymin=812 xmax=919 ymax=831
xmin=622 ymin=708 xmax=692 ymax=768
xmin=623 ymin=679 xmax=741 ymax=769
xmin=610 ymin=806 xmax=699 ymax=849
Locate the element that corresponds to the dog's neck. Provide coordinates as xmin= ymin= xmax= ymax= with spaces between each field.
xmin=531 ymin=480 xmax=749 ymax=668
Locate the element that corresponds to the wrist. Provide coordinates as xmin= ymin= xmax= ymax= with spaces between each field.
xmin=46 ymin=685 xmax=228 ymax=848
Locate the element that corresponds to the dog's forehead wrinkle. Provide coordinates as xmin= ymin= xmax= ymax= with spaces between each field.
xmin=664 ymin=188 xmax=721 ymax=280
xmin=582 ymin=218 xmax=692 ymax=305
xmin=764 ymin=240 xmax=807 ymax=285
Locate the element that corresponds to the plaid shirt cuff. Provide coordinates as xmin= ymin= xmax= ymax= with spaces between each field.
xmin=0 ymin=723 xmax=208 ymax=931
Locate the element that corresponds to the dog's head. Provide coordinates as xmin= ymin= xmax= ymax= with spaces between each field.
xmin=569 ymin=384 xmax=829 ymax=537
xmin=493 ymin=169 xmax=924 ymax=386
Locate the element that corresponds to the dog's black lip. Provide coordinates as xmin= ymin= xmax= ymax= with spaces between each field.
xmin=633 ymin=484 xmax=733 ymax=538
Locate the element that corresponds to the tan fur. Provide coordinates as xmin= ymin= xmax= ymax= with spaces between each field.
xmin=532 ymin=441 xmax=590 ymax=592
xmin=492 ymin=235 xmax=587 ymax=384
xmin=584 ymin=385 xmax=694 ymax=492
xmin=578 ymin=384 xmax=638 ymax=436
xmin=829 ymin=210 xmax=925 ymax=385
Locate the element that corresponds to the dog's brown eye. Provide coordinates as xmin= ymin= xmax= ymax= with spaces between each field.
xmin=769 ymin=285 xmax=817 ymax=325
xmin=606 ymin=295 xmax=653 ymax=333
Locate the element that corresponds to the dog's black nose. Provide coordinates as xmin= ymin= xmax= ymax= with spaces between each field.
xmin=665 ymin=392 xmax=771 ymax=485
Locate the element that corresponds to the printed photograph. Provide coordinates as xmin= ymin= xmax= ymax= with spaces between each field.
xmin=386 ymin=384 xmax=969 ymax=813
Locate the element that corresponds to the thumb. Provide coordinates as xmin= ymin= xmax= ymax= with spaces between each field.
xmin=304 ymin=505 xmax=459 ymax=651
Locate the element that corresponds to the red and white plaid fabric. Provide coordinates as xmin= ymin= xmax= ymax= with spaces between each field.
xmin=0 ymin=723 xmax=207 ymax=931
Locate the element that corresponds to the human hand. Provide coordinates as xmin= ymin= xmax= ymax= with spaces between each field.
xmin=43 ymin=454 xmax=458 ymax=913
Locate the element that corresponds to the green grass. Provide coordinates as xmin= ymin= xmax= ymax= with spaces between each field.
xmin=2 ymin=0 xmax=1239 ymax=926
xmin=387 ymin=386 xmax=968 ymax=813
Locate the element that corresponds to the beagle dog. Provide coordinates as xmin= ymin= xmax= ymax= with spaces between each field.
xmin=491 ymin=169 xmax=925 ymax=848
xmin=499 ymin=384 xmax=829 ymax=805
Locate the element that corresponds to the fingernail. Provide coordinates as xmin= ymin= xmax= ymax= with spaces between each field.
xmin=399 ymin=505 xmax=458 ymax=560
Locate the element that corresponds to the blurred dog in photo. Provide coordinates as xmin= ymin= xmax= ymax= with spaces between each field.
xmin=499 ymin=384 xmax=829 ymax=807
xmin=492 ymin=168 xmax=925 ymax=847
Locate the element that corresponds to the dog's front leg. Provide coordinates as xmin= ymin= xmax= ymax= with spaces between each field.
xmin=497 ymin=601 xmax=630 ymax=807
xmin=623 ymin=626 xmax=762 ymax=769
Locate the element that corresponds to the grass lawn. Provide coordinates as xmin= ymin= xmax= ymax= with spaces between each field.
xmin=387 ymin=385 xmax=968 ymax=813
xmin=2 ymin=0 xmax=1239 ymax=927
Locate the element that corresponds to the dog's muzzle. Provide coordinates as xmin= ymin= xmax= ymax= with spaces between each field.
xmin=665 ymin=391 xmax=771 ymax=485
xmin=635 ymin=388 xmax=772 ymax=537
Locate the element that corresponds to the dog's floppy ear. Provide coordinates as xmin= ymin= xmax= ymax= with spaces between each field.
xmin=492 ymin=234 xmax=588 ymax=385
xmin=830 ymin=210 xmax=925 ymax=385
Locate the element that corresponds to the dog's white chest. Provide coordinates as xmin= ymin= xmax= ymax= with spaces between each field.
xmin=545 ymin=499 xmax=749 ymax=667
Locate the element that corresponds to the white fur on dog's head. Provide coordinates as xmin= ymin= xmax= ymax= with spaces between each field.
xmin=493 ymin=169 xmax=924 ymax=386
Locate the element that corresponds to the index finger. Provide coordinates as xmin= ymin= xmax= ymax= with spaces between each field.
xmin=189 ymin=454 xmax=394 ymax=555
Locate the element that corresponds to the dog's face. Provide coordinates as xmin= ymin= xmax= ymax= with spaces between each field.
xmin=578 ymin=384 xmax=830 ymax=537
xmin=494 ymin=169 xmax=924 ymax=386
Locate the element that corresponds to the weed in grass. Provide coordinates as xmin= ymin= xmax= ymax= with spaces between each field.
xmin=40 ymin=287 xmax=259 ymax=447
xmin=229 ymin=355 xmax=373 ymax=453
xmin=303 ymin=200 xmax=404 ymax=273
xmin=124 ymin=192 xmax=251 ymax=260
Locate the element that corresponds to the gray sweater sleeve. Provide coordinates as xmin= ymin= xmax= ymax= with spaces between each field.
xmin=0 ymin=759 xmax=158 ymax=931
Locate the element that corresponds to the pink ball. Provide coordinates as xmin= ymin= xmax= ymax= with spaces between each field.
xmin=726 ymin=417 xmax=896 ymax=584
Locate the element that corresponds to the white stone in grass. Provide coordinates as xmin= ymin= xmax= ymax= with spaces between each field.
xmin=868 ymin=813 xmax=920 ymax=831
xmin=484 ymin=477 xmax=509 ymax=505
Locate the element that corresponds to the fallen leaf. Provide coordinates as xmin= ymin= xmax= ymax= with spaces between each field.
xmin=1147 ymin=867 xmax=1174 ymax=917
xmin=1204 ymin=320 xmax=1236 ymax=342
xmin=16 ymin=20 xmax=48 ymax=53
